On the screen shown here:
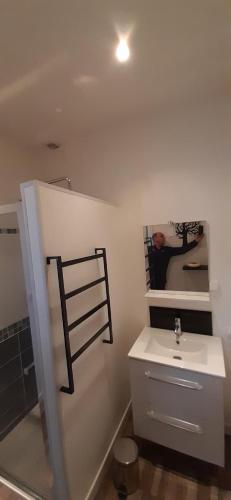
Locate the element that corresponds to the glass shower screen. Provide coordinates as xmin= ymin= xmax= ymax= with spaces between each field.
xmin=0 ymin=205 xmax=52 ymax=499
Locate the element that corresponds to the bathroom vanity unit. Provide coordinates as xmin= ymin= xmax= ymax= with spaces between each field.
xmin=128 ymin=327 xmax=226 ymax=466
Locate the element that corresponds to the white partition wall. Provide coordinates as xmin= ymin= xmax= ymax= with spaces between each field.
xmin=21 ymin=181 xmax=145 ymax=500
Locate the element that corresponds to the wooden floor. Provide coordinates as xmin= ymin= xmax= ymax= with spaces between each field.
xmin=95 ymin=422 xmax=231 ymax=500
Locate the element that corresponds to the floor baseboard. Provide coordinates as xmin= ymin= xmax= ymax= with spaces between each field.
xmin=85 ymin=400 xmax=132 ymax=500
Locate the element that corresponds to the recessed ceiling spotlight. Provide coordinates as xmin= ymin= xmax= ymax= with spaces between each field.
xmin=115 ymin=37 xmax=130 ymax=63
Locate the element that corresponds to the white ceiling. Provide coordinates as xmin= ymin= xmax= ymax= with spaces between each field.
xmin=0 ymin=0 xmax=229 ymax=145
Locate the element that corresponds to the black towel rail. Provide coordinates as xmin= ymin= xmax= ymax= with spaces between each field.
xmin=47 ymin=248 xmax=113 ymax=394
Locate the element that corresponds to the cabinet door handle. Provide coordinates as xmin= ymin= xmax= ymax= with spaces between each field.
xmin=24 ymin=362 xmax=35 ymax=376
xmin=145 ymin=371 xmax=203 ymax=390
xmin=147 ymin=410 xmax=203 ymax=434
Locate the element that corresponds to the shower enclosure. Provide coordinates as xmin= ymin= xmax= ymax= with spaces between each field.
xmin=0 ymin=180 xmax=137 ymax=500
xmin=0 ymin=203 xmax=55 ymax=499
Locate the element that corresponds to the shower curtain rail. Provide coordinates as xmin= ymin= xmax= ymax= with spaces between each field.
xmin=47 ymin=248 xmax=113 ymax=394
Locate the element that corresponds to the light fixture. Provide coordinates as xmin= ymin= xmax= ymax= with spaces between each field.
xmin=115 ymin=37 xmax=130 ymax=63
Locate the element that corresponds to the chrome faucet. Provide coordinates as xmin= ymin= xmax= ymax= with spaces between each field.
xmin=174 ymin=317 xmax=182 ymax=344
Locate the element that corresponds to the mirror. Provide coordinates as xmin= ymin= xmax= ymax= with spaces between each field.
xmin=144 ymin=220 xmax=209 ymax=292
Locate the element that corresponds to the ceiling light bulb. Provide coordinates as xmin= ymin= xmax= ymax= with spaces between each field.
xmin=115 ymin=38 xmax=130 ymax=63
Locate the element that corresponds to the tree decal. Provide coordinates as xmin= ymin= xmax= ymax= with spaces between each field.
xmin=144 ymin=226 xmax=152 ymax=247
xmin=171 ymin=221 xmax=200 ymax=246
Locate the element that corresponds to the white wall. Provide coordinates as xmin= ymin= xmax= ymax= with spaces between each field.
xmin=0 ymin=212 xmax=28 ymax=329
xmin=43 ymin=96 xmax=231 ymax=426
xmin=0 ymin=136 xmax=45 ymax=203
xmin=0 ymin=137 xmax=47 ymax=328
xmin=36 ymin=184 xmax=145 ymax=500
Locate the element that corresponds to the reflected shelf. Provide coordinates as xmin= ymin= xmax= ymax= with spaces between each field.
xmin=183 ymin=265 xmax=208 ymax=271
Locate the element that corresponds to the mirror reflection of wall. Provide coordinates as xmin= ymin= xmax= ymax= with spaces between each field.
xmin=144 ymin=221 xmax=209 ymax=292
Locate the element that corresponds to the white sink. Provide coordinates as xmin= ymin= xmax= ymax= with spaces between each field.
xmin=145 ymin=333 xmax=207 ymax=364
xmin=128 ymin=327 xmax=225 ymax=377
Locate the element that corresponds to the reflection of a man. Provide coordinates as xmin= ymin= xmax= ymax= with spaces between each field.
xmin=148 ymin=232 xmax=204 ymax=290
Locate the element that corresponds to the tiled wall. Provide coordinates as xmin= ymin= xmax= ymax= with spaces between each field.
xmin=0 ymin=317 xmax=29 ymax=343
xmin=0 ymin=228 xmax=18 ymax=234
xmin=0 ymin=318 xmax=38 ymax=440
xmin=149 ymin=307 xmax=213 ymax=335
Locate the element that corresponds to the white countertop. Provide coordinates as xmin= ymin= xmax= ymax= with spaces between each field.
xmin=128 ymin=327 xmax=226 ymax=378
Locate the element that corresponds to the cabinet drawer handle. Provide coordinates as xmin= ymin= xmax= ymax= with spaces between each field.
xmin=145 ymin=371 xmax=203 ymax=390
xmin=147 ymin=410 xmax=203 ymax=434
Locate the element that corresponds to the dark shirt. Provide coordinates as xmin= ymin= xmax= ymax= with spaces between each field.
xmin=148 ymin=240 xmax=197 ymax=290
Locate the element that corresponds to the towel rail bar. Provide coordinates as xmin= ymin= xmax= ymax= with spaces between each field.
xmin=47 ymin=248 xmax=113 ymax=394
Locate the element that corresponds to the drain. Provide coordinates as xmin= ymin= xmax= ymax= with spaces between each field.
xmin=173 ymin=355 xmax=182 ymax=360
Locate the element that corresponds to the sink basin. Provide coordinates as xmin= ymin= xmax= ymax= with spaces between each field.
xmin=145 ymin=333 xmax=207 ymax=364
xmin=128 ymin=327 xmax=225 ymax=377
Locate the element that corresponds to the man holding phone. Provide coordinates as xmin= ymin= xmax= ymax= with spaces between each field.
xmin=148 ymin=231 xmax=204 ymax=290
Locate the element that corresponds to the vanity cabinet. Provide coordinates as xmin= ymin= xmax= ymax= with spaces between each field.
xmin=129 ymin=358 xmax=224 ymax=466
